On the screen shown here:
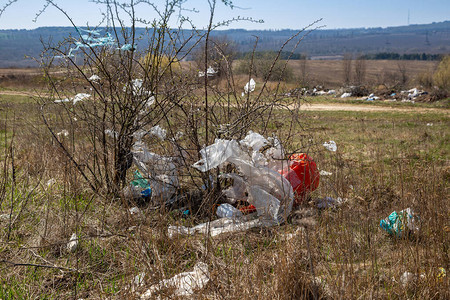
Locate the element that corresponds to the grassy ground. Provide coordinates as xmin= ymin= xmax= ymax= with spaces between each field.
xmin=0 ymin=93 xmax=449 ymax=299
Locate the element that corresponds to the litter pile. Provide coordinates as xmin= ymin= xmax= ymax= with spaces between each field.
xmin=167 ymin=131 xmax=321 ymax=236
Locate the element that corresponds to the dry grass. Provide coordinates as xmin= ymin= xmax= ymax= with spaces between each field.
xmin=0 ymin=84 xmax=449 ymax=299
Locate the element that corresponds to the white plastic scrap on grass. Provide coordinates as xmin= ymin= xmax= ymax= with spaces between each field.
xmin=244 ymin=78 xmax=256 ymax=93
xmin=57 ymin=129 xmax=69 ymax=137
xmin=198 ymin=66 xmax=218 ymax=77
xmin=319 ymin=170 xmax=332 ymax=176
xmin=55 ymin=93 xmax=91 ymax=105
xmin=140 ymin=262 xmax=210 ymax=299
xmin=88 ymin=74 xmax=100 ymax=82
xmin=192 ymin=131 xmax=294 ymax=226
xmin=340 ymin=92 xmax=351 ymax=98
xmin=323 ymin=141 xmax=337 ymax=152
xmin=67 ymin=233 xmax=79 ymax=252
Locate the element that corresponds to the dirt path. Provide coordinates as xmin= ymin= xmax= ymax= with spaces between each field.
xmin=1 ymin=90 xmax=447 ymax=114
xmin=296 ymin=103 xmax=448 ymax=114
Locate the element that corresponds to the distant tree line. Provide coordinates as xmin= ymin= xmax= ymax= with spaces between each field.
xmin=362 ymin=52 xmax=442 ymax=61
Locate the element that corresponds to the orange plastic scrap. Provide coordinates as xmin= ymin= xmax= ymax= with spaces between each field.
xmin=280 ymin=153 xmax=320 ymax=204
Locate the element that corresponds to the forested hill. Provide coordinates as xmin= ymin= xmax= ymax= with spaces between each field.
xmin=0 ymin=21 xmax=449 ymax=67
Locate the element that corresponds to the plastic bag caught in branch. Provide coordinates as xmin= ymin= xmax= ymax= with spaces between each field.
xmin=192 ymin=139 xmax=245 ymax=172
xmin=244 ymin=78 xmax=256 ymax=93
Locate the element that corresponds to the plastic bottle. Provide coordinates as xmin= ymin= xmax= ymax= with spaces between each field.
xmin=216 ymin=203 xmax=243 ymax=219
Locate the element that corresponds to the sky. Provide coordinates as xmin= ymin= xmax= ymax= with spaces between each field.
xmin=0 ymin=0 xmax=449 ymax=30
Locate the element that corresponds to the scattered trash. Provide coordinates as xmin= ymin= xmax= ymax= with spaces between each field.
xmin=73 ymin=93 xmax=91 ymax=105
xmin=390 ymin=93 xmax=396 ymax=96
xmin=244 ymin=78 xmax=256 ymax=93
xmin=88 ymin=74 xmax=100 ymax=82
xmin=340 ymin=92 xmax=351 ymax=98
xmin=437 ymin=267 xmax=446 ymax=280
xmin=401 ymin=99 xmax=415 ymax=104
xmin=216 ymin=203 xmax=243 ymax=219
xmin=54 ymin=98 xmax=71 ymax=103
xmin=55 ymin=93 xmax=90 ymax=105
xmin=198 ymin=66 xmax=218 ymax=77
xmin=132 ymin=272 xmax=146 ymax=292
xmin=67 ymin=233 xmax=79 ymax=252
xmin=399 ymin=271 xmax=425 ymax=287
xmin=327 ymin=90 xmax=336 ymax=95
xmin=47 ymin=178 xmax=57 ymax=187
xmin=57 ymin=130 xmax=69 ymax=137
xmin=323 ymin=141 xmax=337 ymax=152
xmin=319 ymin=170 xmax=332 ymax=176
xmin=314 ymin=90 xmax=327 ymax=96
xmin=426 ymin=123 xmax=433 ymax=126
xmin=117 ymin=44 xmax=134 ymax=51
xmin=105 ymin=129 xmax=118 ymax=139
xmin=129 ymin=206 xmax=141 ymax=215
xmin=140 ymin=262 xmax=210 ymax=299
xmin=281 ymin=227 xmax=303 ymax=241
xmin=314 ymin=196 xmax=343 ymax=209
xmin=380 ymin=207 xmax=419 ymax=237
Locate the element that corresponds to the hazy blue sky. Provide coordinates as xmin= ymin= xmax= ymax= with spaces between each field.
xmin=0 ymin=0 xmax=449 ymax=30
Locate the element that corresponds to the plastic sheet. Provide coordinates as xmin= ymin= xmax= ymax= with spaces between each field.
xmin=140 ymin=262 xmax=209 ymax=299
xmin=168 ymin=217 xmax=261 ymax=238
xmin=192 ymin=139 xmax=244 ymax=172
xmin=240 ymin=131 xmax=268 ymax=152
xmin=149 ymin=125 xmax=167 ymax=140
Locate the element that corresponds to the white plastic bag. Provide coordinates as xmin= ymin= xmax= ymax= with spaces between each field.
xmin=244 ymin=78 xmax=256 ymax=93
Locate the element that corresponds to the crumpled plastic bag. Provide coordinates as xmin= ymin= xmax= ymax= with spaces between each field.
xmin=244 ymin=78 xmax=256 ymax=93
xmin=192 ymin=139 xmax=243 ymax=172
xmin=323 ymin=141 xmax=337 ymax=152
xmin=240 ymin=130 xmax=268 ymax=151
xmin=380 ymin=207 xmax=419 ymax=237
xmin=132 ymin=143 xmax=178 ymax=202
xmin=140 ymin=262 xmax=210 ymax=299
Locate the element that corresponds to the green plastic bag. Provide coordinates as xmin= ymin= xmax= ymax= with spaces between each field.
xmin=380 ymin=207 xmax=419 ymax=237
xmin=131 ymin=170 xmax=150 ymax=189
